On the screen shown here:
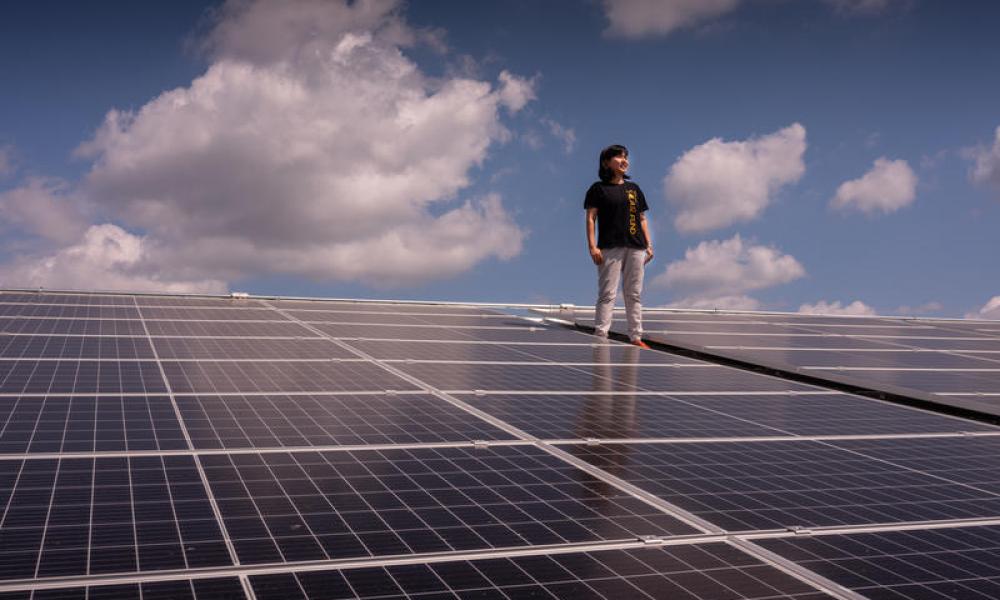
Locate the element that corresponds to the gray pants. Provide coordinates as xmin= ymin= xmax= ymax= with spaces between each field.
xmin=594 ymin=246 xmax=645 ymax=341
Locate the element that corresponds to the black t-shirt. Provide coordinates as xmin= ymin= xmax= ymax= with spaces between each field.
xmin=584 ymin=181 xmax=649 ymax=249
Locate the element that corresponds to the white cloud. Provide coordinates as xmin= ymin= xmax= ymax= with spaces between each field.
xmin=0 ymin=224 xmax=225 ymax=294
xmin=601 ymin=0 xmax=905 ymax=40
xmin=823 ymin=0 xmax=902 ymax=15
xmin=653 ymin=234 xmax=805 ymax=297
xmin=602 ymin=0 xmax=742 ymax=39
xmin=831 ymin=157 xmax=917 ymax=215
xmin=30 ymin=0 xmax=533 ymax=289
xmin=967 ymin=126 xmax=1000 ymax=191
xmin=542 ymin=118 xmax=577 ymax=154
xmin=966 ymin=296 xmax=1000 ymax=320
xmin=0 ymin=178 xmax=89 ymax=244
xmin=798 ymin=300 xmax=876 ymax=316
xmin=663 ymin=295 xmax=761 ymax=311
xmin=497 ymin=70 xmax=536 ymax=113
xmin=664 ymin=123 xmax=806 ymax=233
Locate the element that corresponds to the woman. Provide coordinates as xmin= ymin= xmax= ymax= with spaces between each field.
xmin=584 ymin=144 xmax=654 ymax=348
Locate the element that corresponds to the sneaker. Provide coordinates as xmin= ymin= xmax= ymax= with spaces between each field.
xmin=631 ymin=339 xmax=650 ymax=350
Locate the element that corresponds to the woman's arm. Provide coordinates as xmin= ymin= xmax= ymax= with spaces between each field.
xmin=586 ymin=208 xmax=603 ymax=265
xmin=640 ymin=213 xmax=653 ymax=264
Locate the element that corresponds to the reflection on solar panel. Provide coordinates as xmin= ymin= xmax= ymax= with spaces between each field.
xmin=574 ymin=308 xmax=1000 ymax=417
xmin=759 ymin=525 xmax=1000 ymax=599
xmin=2 ymin=289 xmax=1000 ymax=599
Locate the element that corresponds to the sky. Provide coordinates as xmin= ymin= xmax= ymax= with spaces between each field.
xmin=0 ymin=0 xmax=998 ymax=318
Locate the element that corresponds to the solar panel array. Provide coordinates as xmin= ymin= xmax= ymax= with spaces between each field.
xmin=2 ymin=291 xmax=1000 ymax=599
xmin=572 ymin=309 xmax=1000 ymax=418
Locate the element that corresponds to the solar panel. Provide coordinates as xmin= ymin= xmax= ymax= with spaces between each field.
xmin=758 ymin=524 xmax=1000 ymax=599
xmin=573 ymin=309 xmax=1000 ymax=417
xmin=249 ymin=543 xmax=833 ymax=599
xmin=563 ymin=440 xmax=1000 ymax=531
xmin=0 ymin=396 xmax=187 ymax=453
xmin=175 ymin=394 xmax=515 ymax=449
xmin=4 ymin=288 xmax=1000 ymax=598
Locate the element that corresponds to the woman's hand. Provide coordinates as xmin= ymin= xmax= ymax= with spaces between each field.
xmin=589 ymin=246 xmax=604 ymax=265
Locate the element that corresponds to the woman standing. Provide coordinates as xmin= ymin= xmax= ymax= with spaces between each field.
xmin=584 ymin=144 xmax=654 ymax=348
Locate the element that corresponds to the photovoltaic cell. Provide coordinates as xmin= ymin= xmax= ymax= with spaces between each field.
xmin=151 ymin=337 xmax=355 ymax=360
xmin=458 ymin=392 xmax=992 ymax=440
xmin=0 ymin=293 xmax=136 ymax=306
xmin=315 ymin=323 xmax=595 ymax=344
xmin=0 ymin=455 xmax=231 ymax=581
xmin=828 ymin=435 xmax=1000 ymax=493
xmin=759 ymin=525 xmax=1000 ymax=600
xmin=0 ymin=305 xmax=139 ymax=320
xmin=144 ymin=320 xmax=313 ymax=337
xmin=0 ymin=336 xmax=154 ymax=360
xmin=851 ymin=337 xmax=1000 ymax=352
xmin=0 ymin=319 xmax=148 ymax=337
xmin=349 ymin=339 xmax=702 ymax=365
xmin=0 ymin=577 xmax=247 ymax=599
xmin=675 ymin=393 xmax=997 ymax=436
xmin=393 ymin=362 xmax=813 ymax=394
xmin=270 ymin=301 xmax=500 ymax=315
xmin=250 ymin=543 xmax=831 ymax=599
xmin=175 ymin=393 xmax=514 ymax=449
xmin=734 ymin=349 xmax=1000 ymax=369
xmin=647 ymin=332 xmax=900 ymax=351
xmin=0 ymin=396 xmax=188 ymax=453
xmin=0 ymin=361 xmax=167 ymax=395
xmin=139 ymin=307 xmax=289 ymax=321
xmin=161 ymin=360 xmax=419 ymax=394
xmin=564 ymin=440 xmax=1000 ymax=531
xmin=134 ymin=295 xmax=264 ymax=307
xmin=804 ymin=368 xmax=1000 ymax=393
xmin=199 ymin=445 xmax=696 ymax=564
xmin=458 ymin=394 xmax=787 ymax=439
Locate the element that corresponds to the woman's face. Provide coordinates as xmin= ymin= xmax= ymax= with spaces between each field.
xmin=604 ymin=152 xmax=629 ymax=178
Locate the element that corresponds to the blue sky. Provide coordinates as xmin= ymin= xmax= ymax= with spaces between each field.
xmin=1 ymin=0 xmax=998 ymax=318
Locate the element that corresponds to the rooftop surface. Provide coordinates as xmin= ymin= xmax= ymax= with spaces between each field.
xmin=0 ymin=289 xmax=999 ymax=599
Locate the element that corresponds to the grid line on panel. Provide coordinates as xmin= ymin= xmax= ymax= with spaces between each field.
xmin=563 ymin=439 xmax=1000 ymax=533
xmin=0 ymin=534 xmax=806 ymax=594
xmin=133 ymin=298 xmax=241 ymax=569
xmin=728 ymin=538 xmax=866 ymax=600
xmin=264 ymin=302 xmax=726 ymax=538
xmin=174 ymin=393 xmax=517 ymax=451
xmin=755 ymin=523 xmax=1000 ymax=600
xmin=259 ymin=301 xmax=535 ymax=442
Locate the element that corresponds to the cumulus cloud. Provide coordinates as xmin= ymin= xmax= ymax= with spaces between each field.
xmin=602 ymin=0 xmax=742 ymax=39
xmin=0 ymin=225 xmax=225 ymax=294
xmin=966 ymin=296 xmax=1000 ymax=320
xmin=664 ymin=123 xmax=806 ymax=233
xmin=831 ymin=158 xmax=917 ymax=215
xmin=542 ymin=118 xmax=577 ymax=154
xmin=966 ymin=126 xmax=1000 ymax=192
xmin=497 ymin=70 xmax=537 ymax=113
xmin=0 ymin=178 xmax=89 ymax=244
xmin=662 ymin=295 xmax=761 ymax=311
xmin=0 ymin=0 xmax=534 ymax=292
xmin=601 ymin=0 xmax=905 ymax=39
xmin=798 ymin=300 xmax=876 ymax=316
xmin=653 ymin=234 xmax=805 ymax=303
xmin=823 ymin=0 xmax=904 ymax=15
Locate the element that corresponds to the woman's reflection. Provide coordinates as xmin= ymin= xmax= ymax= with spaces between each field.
xmin=575 ymin=342 xmax=639 ymax=440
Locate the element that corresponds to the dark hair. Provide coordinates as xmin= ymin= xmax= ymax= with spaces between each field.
xmin=598 ymin=144 xmax=631 ymax=182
